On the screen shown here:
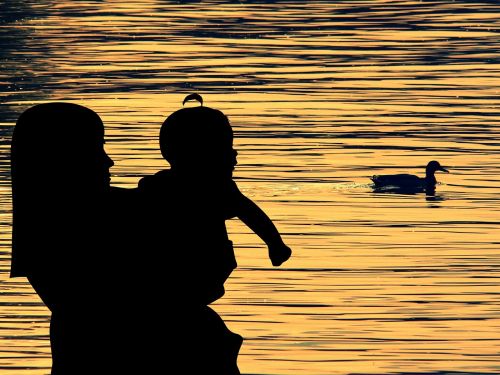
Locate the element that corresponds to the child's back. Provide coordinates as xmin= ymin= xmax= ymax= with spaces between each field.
xmin=139 ymin=168 xmax=237 ymax=305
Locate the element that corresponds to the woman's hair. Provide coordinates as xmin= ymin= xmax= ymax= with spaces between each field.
xmin=11 ymin=102 xmax=104 ymax=184
xmin=10 ymin=102 xmax=106 ymax=277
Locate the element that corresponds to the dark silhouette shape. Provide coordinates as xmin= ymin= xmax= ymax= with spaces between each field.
xmin=11 ymin=102 xmax=113 ymax=284
xmin=156 ymin=94 xmax=291 ymax=268
xmin=371 ymin=160 xmax=449 ymax=194
xmin=137 ymin=94 xmax=292 ymax=374
xmin=10 ymin=102 xmax=120 ymax=374
xmin=10 ymin=99 xmax=291 ymax=375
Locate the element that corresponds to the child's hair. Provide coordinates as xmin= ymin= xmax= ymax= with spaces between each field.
xmin=160 ymin=95 xmax=233 ymax=165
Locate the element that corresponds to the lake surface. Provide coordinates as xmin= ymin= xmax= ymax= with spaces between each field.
xmin=0 ymin=1 xmax=499 ymax=374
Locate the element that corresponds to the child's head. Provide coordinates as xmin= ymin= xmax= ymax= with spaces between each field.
xmin=160 ymin=96 xmax=237 ymax=177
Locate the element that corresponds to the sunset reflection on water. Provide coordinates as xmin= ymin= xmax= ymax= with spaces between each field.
xmin=0 ymin=1 xmax=499 ymax=374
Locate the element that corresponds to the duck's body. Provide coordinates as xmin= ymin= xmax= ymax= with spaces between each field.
xmin=371 ymin=160 xmax=448 ymax=192
xmin=371 ymin=173 xmax=425 ymax=187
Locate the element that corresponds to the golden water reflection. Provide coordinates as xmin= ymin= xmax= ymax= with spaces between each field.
xmin=0 ymin=1 xmax=499 ymax=374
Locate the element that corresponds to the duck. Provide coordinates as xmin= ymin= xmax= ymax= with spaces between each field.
xmin=371 ymin=160 xmax=449 ymax=191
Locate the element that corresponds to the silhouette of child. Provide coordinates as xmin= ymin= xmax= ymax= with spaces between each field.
xmin=138 ymin=94 xmax=291 ymax=305
xmin=136 ymin=95 xmax=291 ymax=374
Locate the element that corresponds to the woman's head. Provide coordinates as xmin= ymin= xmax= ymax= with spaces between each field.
xmin=11 ymin=102 xmax=113 ymax=194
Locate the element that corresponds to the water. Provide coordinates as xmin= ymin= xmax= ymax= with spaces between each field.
xmin=0 ymin=1 xmax=499 ymax=374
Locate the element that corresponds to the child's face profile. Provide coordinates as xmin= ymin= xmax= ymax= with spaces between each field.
xmin=223 ymin=147 xmax=238 ymax=177
xmin=195 ymin=143 xmax=237 ymax=180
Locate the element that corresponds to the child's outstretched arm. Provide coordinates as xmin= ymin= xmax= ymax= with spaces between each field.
xmin=236 ymin=195 xmax=292 ymax=266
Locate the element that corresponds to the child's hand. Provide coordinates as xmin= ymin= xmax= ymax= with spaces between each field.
xmin=268 ymin=243 xmax=292 ymax=267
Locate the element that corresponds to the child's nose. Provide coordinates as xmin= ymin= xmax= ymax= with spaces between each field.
xmin=232 ymin=149 xmax=238 ymax=165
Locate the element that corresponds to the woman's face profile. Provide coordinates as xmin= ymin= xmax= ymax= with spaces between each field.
xmin=100 ymin=141 xmax=114 ymax=186
xmin=72 ymin=137 xmax=114 ymax=191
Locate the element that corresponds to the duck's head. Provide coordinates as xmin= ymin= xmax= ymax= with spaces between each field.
xmin=426 ymin=160 xmax=449 ymax=177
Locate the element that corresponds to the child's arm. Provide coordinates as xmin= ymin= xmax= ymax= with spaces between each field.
xmin=236 ymin=194 xmax=292 ymax=266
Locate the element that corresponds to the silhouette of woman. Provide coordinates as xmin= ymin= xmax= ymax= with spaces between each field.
xmin=10 ymin=102 xmax=117 ymax=374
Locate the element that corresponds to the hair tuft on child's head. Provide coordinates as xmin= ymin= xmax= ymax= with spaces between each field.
xmin=182 ymin=93 xmax=204 ymax=107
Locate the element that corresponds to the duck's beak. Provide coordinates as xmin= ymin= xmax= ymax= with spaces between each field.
xmin=439 ymin=167 xmax=449 ymax=173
